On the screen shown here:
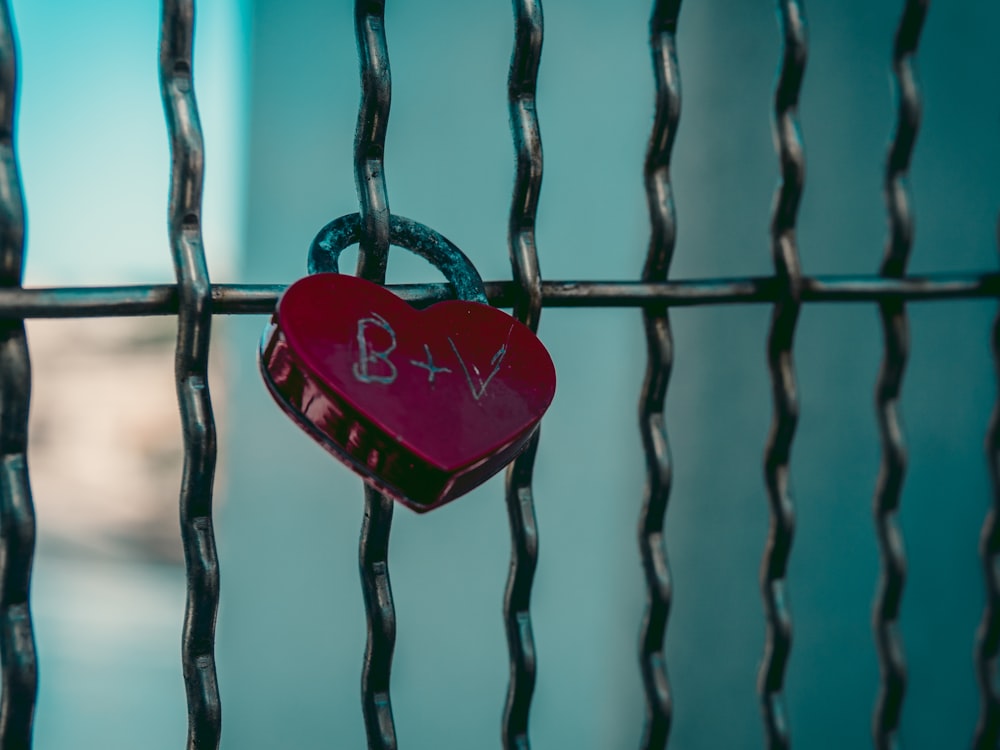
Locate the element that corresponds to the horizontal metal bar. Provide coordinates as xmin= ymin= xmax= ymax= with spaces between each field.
xmin=1 ymin=272 xmax=997 ymax=319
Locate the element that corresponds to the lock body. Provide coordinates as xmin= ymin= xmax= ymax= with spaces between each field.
xmin=260 ymin=272 xmax=555 ymax=511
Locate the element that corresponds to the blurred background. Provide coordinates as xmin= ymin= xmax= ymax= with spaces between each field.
xmin=10 ymin=0 xmax=1000 ymax=748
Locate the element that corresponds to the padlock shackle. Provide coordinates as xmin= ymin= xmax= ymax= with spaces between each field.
xmin=308 ymin=213 xmax=489 ymax=305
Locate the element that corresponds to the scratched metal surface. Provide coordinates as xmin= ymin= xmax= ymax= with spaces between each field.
xmin=1 ymin=0 xmax=999 ymax=748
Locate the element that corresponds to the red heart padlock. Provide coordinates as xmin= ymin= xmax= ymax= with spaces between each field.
xmin=259 ymin=214 xmax=556 ymax=512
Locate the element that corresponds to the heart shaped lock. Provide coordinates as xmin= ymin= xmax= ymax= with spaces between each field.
xmin=259 ymin=214 xmax=556 ymax=512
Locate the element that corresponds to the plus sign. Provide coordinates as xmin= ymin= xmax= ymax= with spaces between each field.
xmin=410 ymin=344 xmax=452 ymax=384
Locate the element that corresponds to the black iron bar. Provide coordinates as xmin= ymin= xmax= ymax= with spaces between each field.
xmin=0 ymin=3 xmax=36 ymax=748
xmin=502 ymin=0 xmax=544 ymax=748
xmin=0 ymin=273 xmax=996 ymax=320
xmin=975 ymin=215 xmax=1000 ymax=749
xmin=872 ymin=2 xmax=927 ymax=748
xmin=759 ymin=0 xmax=807 ymax=747
xmin=637 ymin=1 xmax=682 ymax=749
xmin=352 ymin=2 xmax=398 ymax=748
xmin=159 ymin=1 xmax=223 ymax=748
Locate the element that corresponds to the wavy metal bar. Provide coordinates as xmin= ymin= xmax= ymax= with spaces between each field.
xmin=503 ymin=2 xmax=544 ymax=747
xmin=159 ymin=2 xmax=222 ymax=747
xmin=638 ymin=2 xmax=681 ymax=748
xmin=352 ymin=2 xmax=397 ymax=748
xmin=873 ymin=3 xmax=927 ymax=748
xmin=359 ymin=484 xmax=396 ymax=749
xmin=0 ymin=4 xmax=36 ymax=747
xmin=759 ymin=2 xmax=806 ymax=747
xmin=977 ymin=213 xmax=1000 ymax=749
xmin=354 ymin=0 xmax=392 ymax=282
xmin=502 ymin=436 xmax=539 ymax=750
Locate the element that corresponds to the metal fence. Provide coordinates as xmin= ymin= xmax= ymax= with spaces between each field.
xmin=0 ymin=0 xmax=997 ymax=748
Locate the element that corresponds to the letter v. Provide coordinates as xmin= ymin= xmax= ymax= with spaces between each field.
xmin=447 ymin=325 xmax=513 ymax=402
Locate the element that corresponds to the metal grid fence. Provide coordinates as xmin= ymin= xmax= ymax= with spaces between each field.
xmin=0 ymin=0 xmax=997 ymax=748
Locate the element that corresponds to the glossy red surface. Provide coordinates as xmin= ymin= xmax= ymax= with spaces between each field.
xmin=259 ymin=273 xmax=556 ymax=511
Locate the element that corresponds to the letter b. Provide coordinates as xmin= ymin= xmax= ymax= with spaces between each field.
xmin=352 ymin=313 xmax=398 ymax=384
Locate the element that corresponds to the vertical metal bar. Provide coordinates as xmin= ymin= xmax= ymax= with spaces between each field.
xmin=759 ymin=2 xmax=806 ymax=748
xmin=976 ymin=212 xmax=1000 ymax=750
xmin=353 ymin=3 xmax=397 ymax=749
xmin=159 ymin=2 xmax=222 ymax=748
xmin=359 ymin=485 xmax=396 ymax=750
xmin=0 ymin=4 xmax=36 ymax=748
xmin=873 ymin=3 xmax=926 ymax=748
xmin=638 ymin=2 xmax=681 ymax=749
xmin=354 ymin=0 xmax=392 ymax=281
xmin=503 ymin=1 xmax=543 ymax=747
